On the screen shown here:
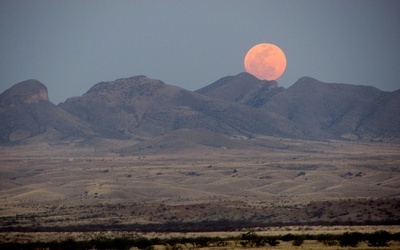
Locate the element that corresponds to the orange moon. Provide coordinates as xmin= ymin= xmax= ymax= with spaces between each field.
xmin=244 ymin=43 xmax=287 ymax=81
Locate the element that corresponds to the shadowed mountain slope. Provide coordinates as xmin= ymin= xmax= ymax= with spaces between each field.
xmin=355 ymin=89 xmax=400 ymax=138
xmin=2 ymin=75 xmax=399 ymax=143
xmin=0 ymin=79 xmax=49 ymax=105
xmin=196 ymin=72 xmax=283 ymax=107
xmin=59 ymin=76 xmax=291 ymax=138
xmin=0 ymin=80 xmax=122 ymax=142
xmin=197 ymin=74 xmax=400 ymax=139
xmin=264 ymin=77 xmax=399 ymax=139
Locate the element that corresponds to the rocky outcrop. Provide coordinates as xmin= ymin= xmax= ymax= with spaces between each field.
xmin=0 ymin=79 xmax=49 ymax=106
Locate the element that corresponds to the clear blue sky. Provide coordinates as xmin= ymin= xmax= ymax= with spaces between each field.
xmin=1 ymin=0 xmax=399 ymax=103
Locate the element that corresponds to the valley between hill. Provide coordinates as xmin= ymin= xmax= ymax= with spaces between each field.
xmin=1 ymin=134 xmax=399 ymax=231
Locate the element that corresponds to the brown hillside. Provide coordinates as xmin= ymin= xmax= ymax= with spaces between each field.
xmin=59 ymin=75 xmax=291 ymax=138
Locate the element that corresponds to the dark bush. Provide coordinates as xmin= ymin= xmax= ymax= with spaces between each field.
xmin=192 ymin=236 xmax=213 ymax=248
xmin=292 ymin=237 xmax=304 ymax=246
xmin=164 ymin=237 xmax=183 ymax=250
xmin=316 ymin=233 xmax=338 ymax=246
xmin=90 ymin=237 xmax=133 ymax=250
xmin=240 ymin=231 xmax=266 ymax=247
xmin=281 ymin=233 xmax=296 ymax=241
xmin=211 ymin=237 xmax=228 ymax=247
xmin=110 ymin=237 xmax=132 ymax=250
xmin=239 ymin=240 xmax=249 ymax=247
xmin=323 ymin=239 xmax=338 ymax=246
xmin=392 ymin=232 xmax=400 ymax=242
xmin=338 ymin=232 xmax=363 ymax=247
xmin=316 ymin=233 xmax=333 ymax=241
xmin=165 ymin=237 xmax=182 ymax=245
xmin=43 ymin=238 xmax=92 ymax=250
xmin=265 ymin=236 xmax=280 ymax=246
xmin=0 ymin=242 xmax=22 ymax=250
xmin=133 ymin=237 xmax=154 ymax=250
xmin=368 ymin=230 xmax=391 ymax=247
xmin=165 ymin=244 xmax=184 ymax=250
xmin=56 ymin=238 xmax=86 ymax=250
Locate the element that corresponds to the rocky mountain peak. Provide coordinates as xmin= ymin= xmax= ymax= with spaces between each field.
xmin=1 ymin=74 xmax=399 ymax=143
xmin=235 ymin=72 xmax=278 ymax=88
xmin=0 ymin=79 xmax=49 ymax=106
xmin=85 ymin=75 xmax=165 ymax=97
xmin=195 ymin=72 xmax=281 ymax=106
xmin=196 ymin=72 xmax=278 ymax=95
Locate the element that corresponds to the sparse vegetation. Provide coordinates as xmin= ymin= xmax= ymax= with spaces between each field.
xmin=291 ymin=236 xmax=304 ymax=246
xmin=1 ymin=231 xmax=399 ymax=249
xmin=367 ymin=230 xmax=391 ymax=247
xmin=338 ymin=232 xmax=363 ymax=247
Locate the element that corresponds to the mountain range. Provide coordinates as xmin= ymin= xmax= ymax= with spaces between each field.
xmin=1 ymin=73 xmax=399 ymax=145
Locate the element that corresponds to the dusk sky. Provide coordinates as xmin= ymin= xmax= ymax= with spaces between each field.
xmin=1 ymin=0 xmax=399 ymax=104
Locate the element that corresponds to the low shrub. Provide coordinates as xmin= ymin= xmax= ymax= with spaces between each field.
xmin=367 ymin=230 xmax=391 ymax=247
xmin=244 ymin=232 xmax=266 ymax=247
xmin=265 ymin=236 xmax=280 ymax=246
xmin=281 ymin=233 xmax=297 ymax=241
xmin=338 ymin=232 xmax=363 ymax=247
xmin=292 ymin=237 xmax=304 ymax=246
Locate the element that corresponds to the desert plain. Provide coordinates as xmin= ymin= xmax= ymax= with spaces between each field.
xmin=1 ymin=132 xmax=399 ymax=241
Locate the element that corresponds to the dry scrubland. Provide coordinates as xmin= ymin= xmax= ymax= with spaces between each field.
xmin=0 ymin=135 xmax=399 ymax=244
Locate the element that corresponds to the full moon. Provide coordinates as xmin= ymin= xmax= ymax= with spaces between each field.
xmin=244 ymin=43 xmax=287 ymax=81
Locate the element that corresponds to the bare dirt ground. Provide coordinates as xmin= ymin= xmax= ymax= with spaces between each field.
xmin=0 ymin=135 xmax=399 ymax=236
